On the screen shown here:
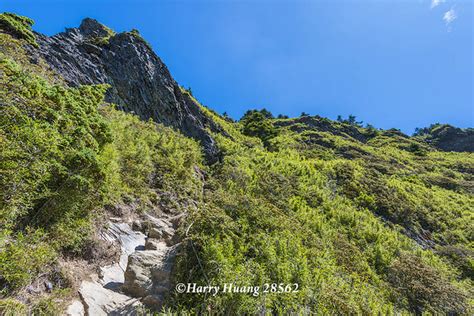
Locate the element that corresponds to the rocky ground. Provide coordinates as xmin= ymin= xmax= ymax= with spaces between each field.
xmin=66 ymin=212 xmax=184 ymax=315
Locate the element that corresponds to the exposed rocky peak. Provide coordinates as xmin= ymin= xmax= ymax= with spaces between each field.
xmin=27 ymin=18 xmax=221 ymax=162
xmin=78 ymin=18 xmax=111 ymax=38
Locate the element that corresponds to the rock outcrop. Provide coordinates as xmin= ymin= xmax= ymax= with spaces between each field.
xmin=27 ymin=18 xmax=222 ymax=162
xmin=78 ymin=281 xmax=142 ymax=316
xmin=122 ymin=213 xmax=180 ymax=310
xmin=122 ymin=243 xmax=179 ymax=310
xmin=67 ymin=221 xmax=146 ymax=316
xmin=67 ymin=213 xmax=182 ymax=315
xmin=419 ymin=124 xmax=474 ymax=152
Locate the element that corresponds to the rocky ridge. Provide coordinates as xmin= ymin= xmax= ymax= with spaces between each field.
xmin=17 ymin=17 xmax=472 ymax=160
xmin=27 ymin=18 xmax=222 ymax=162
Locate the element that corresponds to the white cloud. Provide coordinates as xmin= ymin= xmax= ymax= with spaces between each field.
xmin=431 ymin=0 xmax=445 ymax=9
xmin=443 ymin=8 xmax=457 ymax=25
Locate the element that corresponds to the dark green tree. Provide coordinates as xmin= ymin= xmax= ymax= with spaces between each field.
xmin=240 ymin=110 xmax=278 ymax=147
xmin=222 ymin=112 xmax=234 ymax=122
xmin=260 ymin=108 xmax=274 ymax=119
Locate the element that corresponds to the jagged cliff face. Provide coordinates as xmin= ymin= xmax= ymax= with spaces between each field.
xmin=27 ymin=18 xmax=221 ymax=162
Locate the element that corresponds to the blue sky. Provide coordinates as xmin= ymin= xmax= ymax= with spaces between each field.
xmin=1 ymin=0 xmax=472 ymax=133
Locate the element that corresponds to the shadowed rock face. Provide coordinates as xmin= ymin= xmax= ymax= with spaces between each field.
xmin=424 ymin=125 xmax=474 ymax=153
xmin=28 ymin=18 xmax=221 ymax=162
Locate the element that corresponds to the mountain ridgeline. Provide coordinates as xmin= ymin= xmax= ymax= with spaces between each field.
xmin=30 ymin=17 xmax=222 ymax=163
xmin=0 ymin=13 xmax=473 ymax=315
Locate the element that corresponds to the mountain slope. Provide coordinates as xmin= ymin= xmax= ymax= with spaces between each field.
xmin=29 ymin=17 xmax=221 ymax=163
xmin=0 ymin=14 xmax=473 ymax=315
xmin=172 ymin=106 xmax=473 ymax=314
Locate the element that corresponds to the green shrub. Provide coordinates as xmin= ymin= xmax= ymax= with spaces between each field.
xmin=0 ymin=229 xmax=56 ymax=292
xmin=170 ymin=92 xmax=474 ymax=315
xmin=0 ymin=298 xmax=27 ymax=315
xmin=0 ymin=13 xmax=38 ymax=47
xmin=387 ymin=253 xmax=468 ymax=314
xmin=240 ymin=110 xmax=278 ymax=147
xmin=30 ymin=289 xmax=69 ymax=316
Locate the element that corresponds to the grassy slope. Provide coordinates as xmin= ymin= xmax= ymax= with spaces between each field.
xmin=0 ymin=29 xmax=203 ymax=314
xmin=0 ymin=15 xmax=473 ymax=315
xmin=173 ymin=96 xmax=473 ymax=314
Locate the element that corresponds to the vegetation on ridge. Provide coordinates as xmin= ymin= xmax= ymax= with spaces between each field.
xmin=0 ymin=13 xmax=37 ymax=47
xmin=171 ymin=105 xmax=473 ymax=314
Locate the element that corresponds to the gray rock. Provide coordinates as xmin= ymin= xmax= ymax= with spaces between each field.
xmin=101 ymin=222 xmax=146 ymax=256
xmin=66 ymin=300 xmax=85 ymax=316
xmin=67 ymin=219 xmax=175 ymax=314
xmin=123 ymin=250 xmax=165 ymax=297
xmin=44 ymin=281 xmax=53 ymax=292
xmin=28 ymin=18 xmax=224 ymax=163
xmin=150 ymin=244 xmax=180 ymax=288
xmin=98 ymin=222 xmax=146 ymax=288
xmin=144 ymin=238 xmax=162 ymax=250
xmin=79 ymin=18 xmax=111 ymax=38
xmin=143 ymin=214 xmax=175 ymax=243
xmin=123 ymin=244 xmax=180 ymax=300
xmin=79 ymin=281 xmax=142 ymax=316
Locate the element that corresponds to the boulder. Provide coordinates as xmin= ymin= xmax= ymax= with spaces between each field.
xmin=123 ymin=250 xmax=166 ymax=297
xmin=99 ymin=261 xmax=125 ymax=289
xmin=98 ymin=222 xmax=146 ymax=289
xmin=123 ymin=244 xmax=181 ymax=300
xmin=101 ymin=222 xmax=146 ymax=256
xmin=150 ymin=244 xmax=180 ymax=290
xmin=79 ymin=281 xmax=142 ymax=316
